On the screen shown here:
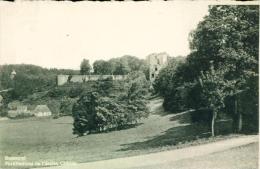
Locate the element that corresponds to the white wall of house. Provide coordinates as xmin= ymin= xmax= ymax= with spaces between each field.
xmin=34 ymin=112 xmax=52 ymax=117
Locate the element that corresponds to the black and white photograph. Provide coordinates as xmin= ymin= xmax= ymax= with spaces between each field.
xmin=0 ymin=1 xmax=259 ymax=169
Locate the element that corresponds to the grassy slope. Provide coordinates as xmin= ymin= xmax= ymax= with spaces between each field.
xmin=0 ymin=98 xmax=244 ymax=168
xmin=0 ymin=114 xmax=175 ymax=164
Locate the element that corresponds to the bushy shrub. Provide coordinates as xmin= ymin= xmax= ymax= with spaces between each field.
xmin=72 ymin=92 xmax=100 ymax=135
xmin=60 ymin=97 xmax=77 ymax=116
xmin=72 ymin=72 xmax=149 ymax=136
xmin=72 ymin=92 xmax=148 ymax=136
xmin=69 ymin=86 xmax=84 ymax=98
xmin=94 ymin=77 xmax=114 ymax=96
xmin=48 ymin=87 xmax=67 ymax=98
xmin=124 ymin=71 xmax=149 ymax=99
xmin=44 ymin=99 xmax=60 ymax=115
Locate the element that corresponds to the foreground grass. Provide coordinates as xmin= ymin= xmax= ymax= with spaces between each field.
xmin=129 ymin=142 xmax=258 ymax=169
xmin=0 ymin=98 xmax=248 ymax=168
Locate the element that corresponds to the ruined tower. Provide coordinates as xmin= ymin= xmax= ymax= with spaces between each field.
xmin=146 ymin=52 xmax=169 ymax=83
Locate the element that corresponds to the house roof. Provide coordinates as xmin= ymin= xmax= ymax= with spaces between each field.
xmin=34 ymin=105 xmax=51 ymax=113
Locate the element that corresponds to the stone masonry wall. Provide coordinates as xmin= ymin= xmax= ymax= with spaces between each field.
xmin=57 ymin=75 xmax=127 ymax=86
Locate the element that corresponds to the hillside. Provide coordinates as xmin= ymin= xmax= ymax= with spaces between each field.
xmin=2 ymin=80 xmax=126 ymax=117
xmin=0 ymin=97 xmax=238 ymax=168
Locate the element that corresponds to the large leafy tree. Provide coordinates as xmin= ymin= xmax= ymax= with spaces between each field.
xmin=198 ymin=63 xmax=230 ymax=136
xmin=153 ymin=57 xmax=187 ymax=112
xmin=72 ymin=71 xmax=149 ymax=136
xmin=154 ymin=5 xmax=258 ymax=134
xmin=80 ymin=59 xmax=92 ymax=75
xmin=124 ymin=71 xmax=149 ymax=100
xmin=106 ymin=56 xmax=149 ymax=78
xmin=188 ymin=6 xmax=258 ymax=75
xmin=93 ymin=60 xmax=113 ymax=75
xmin=186 ymin=5 xmax=259 ymax=133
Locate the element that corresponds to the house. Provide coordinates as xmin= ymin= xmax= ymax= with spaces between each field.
xmin=17 ymin=106 xmax=29 ymax=114
xmin=34 ymin=105 xmax=52 ymax=117
xmin=7 ymin=105 xmax=32 ymax=118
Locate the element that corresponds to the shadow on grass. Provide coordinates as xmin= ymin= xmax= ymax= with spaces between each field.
xmin=107 ymin=123 xmax=144 ymax=132
xmin=119 ymin=121 xmax=232 ymax=151
xmin=77 ymin=123 xmax=144 ymax=137
xmin=169 ymin=111 xmax=194 ymax=124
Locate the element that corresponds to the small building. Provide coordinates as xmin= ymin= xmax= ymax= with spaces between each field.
xmin=17 ymin=106 xmax=28 ymax=113
xmin=7 ymin=105 xmax=32 ymax=118
xmin=34 ymin=105 xmax=52 ymax=117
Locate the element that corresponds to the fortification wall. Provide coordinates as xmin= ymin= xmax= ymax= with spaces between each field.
xmin=57 ymin=75 xmax=127 ymax=86
xmin=57 ymin=75 xmax=70 ymax=86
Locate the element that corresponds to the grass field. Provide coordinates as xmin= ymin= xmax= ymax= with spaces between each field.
xmin=0 ymin=98 xmax=241 ymax=168
xmin=129 ymin=142 xmax=258 ymax=169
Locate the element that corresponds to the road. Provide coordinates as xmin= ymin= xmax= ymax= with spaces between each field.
xmin=37 ymin=135 xmax=258 ymax=169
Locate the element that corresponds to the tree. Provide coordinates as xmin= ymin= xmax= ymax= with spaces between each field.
xmin=93 ymin=60 xmax=113 ymax=75
xmin=189 ymin=6 xmax=258 ymax=76
xmin=80 ymin=59 xmax=91 ymax=75
xmin=153 ymin=57 xmax=187 ymax=112
xmin=124 ymin=71 xmax=149 ymax=100
xmin=72 ymin=92 xmax=99 ymax=136
xmin=104 ymin=55 xmax=149 ymax=77
xmin=95 ymin=77 xmax=113 ymax=96
xmin=121 ymin=55 xmax=144 ymax=72
xmin=72 ymin=71 xmax=150 ymax=136
xmin=60 ymin=97 xmax=76 ymax=116
xmin=199 ymin=63 xmax=230 ymax=136
xmin=154 ymin=6 xmax=258 ymax=134
xmin=72 ymin=91 xmax=149 ymax=136
xmin=113 ymin=59 xmax=131 ymax=75
xmin=187 ymin=5 xmax=259 ymax=133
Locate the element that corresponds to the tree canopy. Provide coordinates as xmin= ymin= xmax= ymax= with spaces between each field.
xmin=92 ymin=55 xmax=149 ymax=78
xmin=154 ymin=5 xmax=259 ymax=134
xmin=80 ymin=59 xmax=92 ymax=75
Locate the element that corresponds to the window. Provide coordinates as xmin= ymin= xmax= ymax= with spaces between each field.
xmin=155 ymin=67 xmax=158 ymax=71
xmin=152 ymin=74 xmax=154 ymax=78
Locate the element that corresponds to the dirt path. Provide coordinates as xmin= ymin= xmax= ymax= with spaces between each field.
xmin=37 ymin=135 xmax=258 ymax=169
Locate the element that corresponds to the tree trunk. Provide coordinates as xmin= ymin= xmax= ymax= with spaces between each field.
xmin=232 ymin=97 xmax=238 ymax=133
xmin=238 ymin=113 xmax=243 ymax=132
xmin=211 ymin=111 xmax=216 ymax=137
xmin=233 ymin=97 xmax=243 ymax=133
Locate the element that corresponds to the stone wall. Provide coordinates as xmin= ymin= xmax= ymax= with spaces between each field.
xmin=57 ymin=75 xmax=127 ymax=86
xmin=57 ymin=75 xmax=70 ymax=86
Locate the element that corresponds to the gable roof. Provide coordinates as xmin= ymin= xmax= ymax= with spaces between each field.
xmin=34 ymin=105 xmax=51 ymax=113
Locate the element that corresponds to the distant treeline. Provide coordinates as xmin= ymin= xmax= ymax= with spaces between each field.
xmin=92 ymin=55 xmax=148 ymax=76
xmin=0 ymin=55 xmax=148 ymax=100
xmin=0 ymin=64 xmax=78 ymax=99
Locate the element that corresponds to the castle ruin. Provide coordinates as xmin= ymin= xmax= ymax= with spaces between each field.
xmin=57 ymin=74 xmax=127 ymax=86
xmin=146 ymin=52 xmax=169 ymax=83
xmin=57 ymin=52 xmax=169 ymax=86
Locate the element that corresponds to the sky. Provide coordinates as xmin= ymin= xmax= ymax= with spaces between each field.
xmin=0 ymin=1 xmax=209 ymax=70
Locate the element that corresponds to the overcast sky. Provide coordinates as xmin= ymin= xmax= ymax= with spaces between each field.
xmin=0 ymin=1 xmax=209 ymax=70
